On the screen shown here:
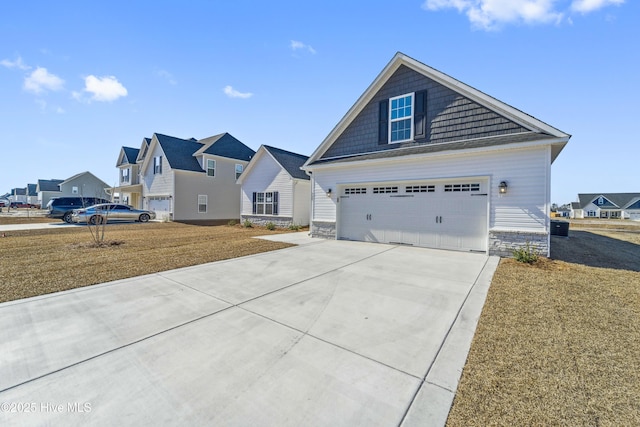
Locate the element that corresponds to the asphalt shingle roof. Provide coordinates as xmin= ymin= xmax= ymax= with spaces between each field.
xmin=122 ymin=147 xmax=140 ymax=164
xmin=309 ymin=132 xmax=554 ymax=166
xmin=577 ymin=193 xmax=640 ymax=209
xmin=263 ymin=146 xmax=309 ymax=180
xmin=200 ymin=133 xmax=255 ymax=162
xmin=155 ymin=134 xmax=206 ymax=172
xmin=37 ymin=179 xmax=63 ymax=192
xmin=27 ymin=184 xmax=37 ymax=196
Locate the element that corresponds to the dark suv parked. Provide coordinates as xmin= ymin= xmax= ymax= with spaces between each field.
xmin=46 ymin=197 xmax=110 ymax=223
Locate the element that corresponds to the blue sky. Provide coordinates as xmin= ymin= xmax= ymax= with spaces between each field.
xmin=0 ymin=0 xmax=636 ymax=205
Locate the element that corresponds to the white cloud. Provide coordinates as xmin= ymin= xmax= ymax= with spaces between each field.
xmin=571 ymin=0 xmax=623 ymax=13
xmin=1 ymin=56 xmax=30 ymax=70
xmin=81 ymin=75 xmax=128 ymax=102
xmin=223 ymin=85 xmax=253 ymax=99
xmin=290 ymin=40 xmax=316 ymax=54
xmin=23 ymin=67 xmax=64 ymax=93
xmin=424 ymin=0 xmax=625 ymax=29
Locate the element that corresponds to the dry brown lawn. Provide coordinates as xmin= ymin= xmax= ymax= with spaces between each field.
xmin=0 ymin=222 xmax=296 ymax=303
xmin=0 ymin=213 xmax=57 ymax=224
xmin=447 ymin=226 xmax=640 ymax=426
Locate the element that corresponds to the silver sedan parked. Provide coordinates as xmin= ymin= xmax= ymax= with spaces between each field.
xmin=71 ymin=203 xmax=156 ymax=224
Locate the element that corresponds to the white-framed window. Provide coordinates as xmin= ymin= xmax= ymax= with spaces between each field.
xmin=597 ymin=196 xmax=604 ymax=205
xmin=235 ymin=164 xmax=243 ymax=180
xmin=72 ymin=186 xmax=79 ymax=194
xmin=252 ymin=191 xmax=279 ymax=215
xmin=154 ymin=156 xmax=163 ymax=175
xmin=121 ymin=168 xmax=130 ymax=183
xmin=198 ymin=195 xmax=207 ymax=213
xmin=207 ymin=159 xmax=216 ymax=177
xmin=389 ymin=93 xmax=414 ymax=143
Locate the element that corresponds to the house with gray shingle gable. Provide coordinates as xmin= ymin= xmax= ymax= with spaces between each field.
xmin=570 ymin=193 xmax=640 ymax=220
xmin=26 ymin=184 xmax=38 ymax=207
xmin=10 ymin=187 xmax=27 ymax=203
xmin=238 ymin=145 xmax=310 ymax=227
xmin=138 ymin=132 xmax=255 ymax=222
xmin=36 ymin=179 xmax=64 ymax=207
xmin=113 ymin=140 xmax=147 ymax=209
xmin=302 ymin=52 xmax=571 ymax=257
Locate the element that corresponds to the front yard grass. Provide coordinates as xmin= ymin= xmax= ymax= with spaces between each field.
xmin=447 ymin=227 xmax=640 ymax=426
xmin=0 ymin=222 xmax=295 ymax=303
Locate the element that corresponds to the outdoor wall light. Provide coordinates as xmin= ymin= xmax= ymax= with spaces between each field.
xmin=499 ymin=181 xmax=508 ymax=194
xmin=326 ymin=188 xmax=332 ymax=197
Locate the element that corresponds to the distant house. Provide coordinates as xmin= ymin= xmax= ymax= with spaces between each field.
xmin=238 ymin=145 xmax=310 ymax=227
xmin=37 ymin=172 xmax=110 ymax=207
xmin=127 ymin=132 xmax=254 ymax=222
xmin=26 ymin=184 xmax=38 ymax=206
xmin=113 ymin=139 xmax=148 ymax=209
xmin=10 ymin=187 xmax=27 ymax=203
xmin=570 ymin=193 xmax=640 ymax=220
xmin=36 ymin=179 xmax=64 ymax=208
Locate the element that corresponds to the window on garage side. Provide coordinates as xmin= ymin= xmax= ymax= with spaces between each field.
xmin=198 ymin=195 xmax=207 ymax=213
xmin=389 ymin=94 xmax=413 ymax=143
xmin=252 ymin=191 xmax=279 ymax=215
xmin=206 ymin=159 xmax=215 ymax=177
xmin=235 ymin=164 xmax=243 ymax=180
xmin=379 ymin=91 xmax=427 ymax=145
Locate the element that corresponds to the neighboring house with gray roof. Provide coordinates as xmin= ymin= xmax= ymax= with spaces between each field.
xmin=26 ymin=184 xmax=38 ymax=206
xmin=10 ymin=187 xmax=27 ymax=203
xmin=136 ymin=132 xmax=255 ymax=222
xmin=113 ymin=142 xmax=145 ymax=209
xmin=238 ymin=145 xmax=310 ymax=227
xmin=36 ymin=179 xmax=64 ymax=207
xmin=302 ymin=52 xmax=571 ymax=257
xmin=570 ymin=193 xmax=640 ymax=220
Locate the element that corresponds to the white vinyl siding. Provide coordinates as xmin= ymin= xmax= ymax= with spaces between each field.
xmin=311 ymin=145 xmax=550 ymax=233
xmin=143 ymin=142 xmax=174 ymax=205
xmin=240 ymin=153 xmax=294 ymax=217
xmin=293 ymin=180 xmax=311 ymax=226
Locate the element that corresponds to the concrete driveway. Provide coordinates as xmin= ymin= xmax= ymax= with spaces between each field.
xmin=0 ymin=234 xmax=498 ymax=426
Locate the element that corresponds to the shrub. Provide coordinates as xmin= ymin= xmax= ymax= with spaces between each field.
xmin=513 ymin=242 xmax=539 ymax=264
xmin=227 ymin=219 xmax=237 ymax=226
xmin=266 ymin=222 xmax=276 ymax=231
xmin=288 ymin=223 xmax=301 ymax=231
xmin=243 ymin=219 xmax=253 ymax=228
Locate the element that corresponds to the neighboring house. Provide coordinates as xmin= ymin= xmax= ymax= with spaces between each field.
xmin=58 ymin=171 xmax=110 ymax=200
xmin=238 ymin=145 xmax=310 ymax=227
xmin=26 ymin=184 xmax=38 ymax=206
xmin=137 ymin=132 xmax=255 ymax=222
xmin=570 ymin=193 xmax=640 ymax=220
xmin=112 ymin=139 xmax=148 ymax=209
xmin=302 ymin=52 xmax=571 ymax=257
xmin=36 ymin=179 xmax=64 ymax=208
xmin=36 ymin=172 xmax=110 ymax=207
xmin=10 ymin=187 xmax=27 ymax=203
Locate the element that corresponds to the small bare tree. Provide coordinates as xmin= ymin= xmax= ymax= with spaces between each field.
xmin=81 ymin=188 xmax=112 ymax=247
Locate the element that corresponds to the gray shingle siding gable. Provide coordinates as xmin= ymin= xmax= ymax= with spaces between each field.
xmin=321 ymin=65 xmax=528 ymax=159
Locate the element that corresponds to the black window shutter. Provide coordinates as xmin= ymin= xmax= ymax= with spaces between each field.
xmin=378 ymin=100 xmax=389 ymax=145
xmin=414 ymin=90 xmax=427 ymax=140
xmin=273 ymin=192 xmax=279 ymax=216
xmin=252 ymin=192 xmax=257 ymax=214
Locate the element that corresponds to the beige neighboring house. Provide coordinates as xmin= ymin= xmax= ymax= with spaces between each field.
xmin=113 ymin=139 xmax=150 ymax=209
xmin=131 ymin=132 xmax=255 ymax=222
xmin=37 ymin=172 xmax=110 ymax=207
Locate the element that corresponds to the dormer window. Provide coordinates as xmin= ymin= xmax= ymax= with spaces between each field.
xmin=597 ymin=196 xmax=604 ymax=205
xmin=207 ymin=159 xmax=216 ymax=177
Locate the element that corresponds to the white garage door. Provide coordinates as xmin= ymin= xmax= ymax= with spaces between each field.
xmin=148 ymin=196 xmax=171 ymax=220
xmin=338 ymin=180 xmax=488 ymax=252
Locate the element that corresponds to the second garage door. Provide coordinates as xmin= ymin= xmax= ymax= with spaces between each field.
xmin=337 ymin=180 xmax=488 ymax=252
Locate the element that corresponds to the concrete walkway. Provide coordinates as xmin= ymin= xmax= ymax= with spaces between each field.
xmin=0 ymin=236 xmax=498 ymax=426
